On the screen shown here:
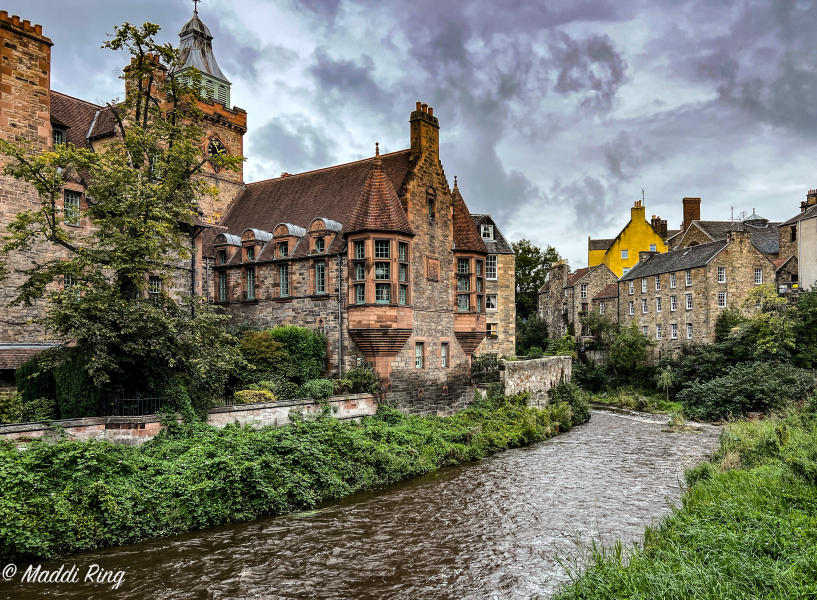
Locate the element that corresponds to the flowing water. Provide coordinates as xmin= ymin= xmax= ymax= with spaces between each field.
xmin=3 ymin=410 xmax=720 ymax=600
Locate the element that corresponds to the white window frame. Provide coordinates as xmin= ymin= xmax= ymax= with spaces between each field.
xmin=486 ymin=255 xmax=497 ymax=280
xmin=670 ymin=273 xmax=677 ymax=288
xmin=628 ymin=301 xmax=634 ymax=316
xmin=486 ymin=294 xmax=498 ymax=311
xmin=642 ymin=298 xmax=648 ymax=314
xmin=480 ymin=224 xmax=494 ymax=240
xmin=670 ymin=295 xmax=677 ymax=312
xmin=717 ymin=266 xmax=726 ymax=283
xmin=641 ymin=278 xmax=647 ymax=293
xmin=642 ymin=325 xmax=648 ymax=336
xmin=656 ymin=324 xmax=662 ymax=340
xmin=718 ymin=291 xmax=727 ymax=308
xmin=685 ymin=270 xmax=692 ymax=287
xmin=754 ymin=268 xmax=763 ymax=285
xmin=441 ymin=342 xmax=449 ymax=368
xmin=415 ymin=342 xmax=424 ymax=369
xmin=599 ymin=302 xmax=606 ymax=315
xmin=649 ymin=244 xmax=657 ymax=252
xmin=671 ymin=323 xmax=678 ymax=339
xmin=64 ymin=190 xmax=81 ymax=226
xmin=621 ymin=249 xmax=629 ymax=259
xmin=628 ymin=281 xmax=634 ymax=295
xmin=655 ymin=275 xmax=661 ymax=291
xmin=580 ymin=283 xmax=588 ymax=299
xmin=687 ymin=323 xmax=693 ymax=339
xmin=656 ymin=297 xmax=662 ymax=313
xmin=685 ymin=293 xmax=693 ymax=310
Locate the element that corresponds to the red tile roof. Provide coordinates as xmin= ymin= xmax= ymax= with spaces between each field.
xmin=346 ymin=156 xmax=413 ymax=236
xmin=0 ymin=344 xmax=56 ymax=369
xmin=451 ymin=186 xmax=487 ymax=253
xmin=50 ymin=91 xmax=101 ymax=150
xmin=593 ymin=282 xmax=619 ymax=300
xmin=566 ymin=267 xmax=591 ymax=286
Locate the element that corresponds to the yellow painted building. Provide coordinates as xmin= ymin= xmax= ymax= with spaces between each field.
xmin=587 ymin=200 xmax=668 ymax=277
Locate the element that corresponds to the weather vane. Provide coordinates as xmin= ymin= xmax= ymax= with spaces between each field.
xmin=193 ymin=0 xmax=201 ymax=15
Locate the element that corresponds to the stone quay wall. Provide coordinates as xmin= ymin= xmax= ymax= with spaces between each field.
xmin=503 ymin=356 xmax=572 ymax=408
xmin=0 ymin=393 xmax=378 ymax=445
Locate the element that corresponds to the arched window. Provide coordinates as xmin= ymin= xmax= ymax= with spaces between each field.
xmin=315 ymin=237 xmax=325 ymax=253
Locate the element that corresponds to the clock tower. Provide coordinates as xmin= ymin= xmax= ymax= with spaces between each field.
xmin=176 ymin=6 xmax=247 ymax=222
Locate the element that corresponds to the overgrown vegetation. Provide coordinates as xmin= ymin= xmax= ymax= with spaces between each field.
xmin=0 ymin=390 xmax=589 ymax=561
xmin=554 ymin=402 xmax=817 ymax=599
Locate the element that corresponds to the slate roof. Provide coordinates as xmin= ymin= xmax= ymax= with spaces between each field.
xmin=681 ymin=220 xmax=780 ymax=255
xmin=218 ymin=150 xmax=412 ymax=258
xmin=620 ymin=239 xmax=728 ymax=281
xmin=781 ymin=204 xmax=817 ymax=226
xmin=346 ymin=156 xmax=413 ymax=236
xmin=593 ymin=282 xmax=619 ymax=300
xmin=451 ymin=187 xmax=487 ymax=253
xmin=588 ymin=238 xmax=613 ymax=251
xmin=470 ymin=214 xmax=513 ymax=254
xmin=177 ymin=13 xmax=229 ymax=82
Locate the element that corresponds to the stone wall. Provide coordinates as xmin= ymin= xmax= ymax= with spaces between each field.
xmin=208 ymin=393 xmax=377 ymax=428
xmin=479 ymin=252 xmax=515 ymax=356
xmin=502 ymin=356 xmax=572 ymax=408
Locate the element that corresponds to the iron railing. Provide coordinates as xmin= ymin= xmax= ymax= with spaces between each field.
xmin=97 ymin=395 xmax=166 ymax=416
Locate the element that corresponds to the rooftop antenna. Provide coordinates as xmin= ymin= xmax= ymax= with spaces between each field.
xmin=193 ymin=0 xmax=201 ymax=15
xmin=641 ymin=187 xmax=645 ymax=204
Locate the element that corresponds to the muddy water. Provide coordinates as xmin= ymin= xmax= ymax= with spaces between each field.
xmin=3 ymin=410 xmax=720 ymax=600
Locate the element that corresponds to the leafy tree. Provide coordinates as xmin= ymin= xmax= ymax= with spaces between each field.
xmin=609 ymin=322 xmax=654 ymax=373
xmin=714 ymin=306 xmax=747 ymax=342
xmin=0 ymin=22 xmax=244 ymax=410
xmin=794 ymin=289 xmax=817 ymax=368
xmin=512 ymin=239 xmax=559 ymax=319
xmin=515 ymin=314 xmax=548 ymax=355
xmin=579 ymin=311 xmax=619 ymax=346
xmin=739 ymin=284 xmax=796 ymax=362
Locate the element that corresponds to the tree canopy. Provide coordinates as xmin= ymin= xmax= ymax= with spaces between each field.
xmin=512 ymin=238 xmax=559 ymax=319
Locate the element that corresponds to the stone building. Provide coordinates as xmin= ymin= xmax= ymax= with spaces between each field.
xmin=617 ymin=229 xmax=776 ymax=352
xmin=471 ymin=213 xmax=515 ymax=356
xmin=587 ymin=200 xmax=669 ymax=277
xmin=0 ymin=9 xmax=512 ymax=412
xmin=779 ymin=189 xmax=817 ymax=291
xmin=591 ymin=282 xmax=618 ymax=318
xmin=537 ymin=262 xmax=617 ymax=340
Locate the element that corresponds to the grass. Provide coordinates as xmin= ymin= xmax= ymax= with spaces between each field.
xmin=553 ymin=406 xmax=817 ymax=599
xmin=586 ymin=387 xmax=683 ymax=415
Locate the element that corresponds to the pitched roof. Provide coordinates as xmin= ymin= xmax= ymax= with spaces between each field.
xmin=588 ymin=238 xmax=613 ymax=251
xmin=470 ymin=214 xmax=513 ymax=254
xmin=538 ymin=281 xmax=550 ymax=294
xmin=680 ymin=220 xmax=780 ymax=255
xmin=346 ymin=156 xmax=413 ymax=236
xmin=218 ymin=150 xmax=412 ymax=256
xmin=177 ymin=13 xmax=229 ymax=82
xmin=773 ymin=255 xmax=796 ymax=271
xmin=0 ymin=344 xmax=58 ymax=369
xmin=50 ymin=91 xmax=119 ymax=150
xmin=620 ymin=239 xmax=728 ymax=281
xmin=565 ymin=267 xmax=591 ymax=287
xmin=451 ymin=186 xmax=487 ymax=253
xmin=593 ymin=282 xmax=619 ymax=300
xmin=781 ymin=203 xmax=817 ymax=226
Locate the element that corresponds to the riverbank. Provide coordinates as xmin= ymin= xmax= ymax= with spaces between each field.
xmin=553 ymin=404 xmax=817 ymax=599
xmin=0 ymin=391 xmax=589 ymax=561
xmin=585 ymin=387 xmax=682 ymax=415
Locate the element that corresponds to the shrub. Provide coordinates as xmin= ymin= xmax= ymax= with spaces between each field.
xmin=239 ymin=326 xmax=327 ymax=386
xmin=549 ymin=381 xmax=591 ymax=426
xmin=233 ymin=389 xmax=276 ymax=404
xmin=678 ymin=361 xmax=815 ymax=421
xmin=15 ymin=350 xmax=56 ymax=404
xmin=299 ymin=379 xmax=335 ymax=400
xmin=0 ymin=391 xmax=22 ymax=424
xmin=609 ymin=322 xmax=654 ymax=372
xmin=53 ymin=349 xmax=103 ymax=419
xmin=20 ymin=397 xmax=57 ymax=422
xmin=344 ymin=365 xmax=380 ymax=394
xmin=550 ymin=401 xmax=573 ymax=431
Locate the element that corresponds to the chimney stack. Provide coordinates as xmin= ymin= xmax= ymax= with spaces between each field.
xmin=681 ymin=197 xmax=701 ymax=231
xmin=651 ymin=214 xmax=668 ymax=238
xmin=638 ymin=250 xmax=656 ymax=262
xmin=410 ymin=100 xmax=440 ymax=162
xmin=803 ymin=189 xmax=817 ymax=213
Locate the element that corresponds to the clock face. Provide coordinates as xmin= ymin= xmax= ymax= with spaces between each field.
xmin=207 ymin=138 xmax=227 ymax=157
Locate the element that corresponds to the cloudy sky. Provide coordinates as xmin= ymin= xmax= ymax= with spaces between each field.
xmin=7 ymin=0 xmax=817 ymax=267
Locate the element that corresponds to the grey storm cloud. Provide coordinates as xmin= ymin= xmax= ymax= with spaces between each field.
xmin=250 ymin=116 xmax=336 ymax=175
xmin=308 ymin=48 xmax=388 ymax=110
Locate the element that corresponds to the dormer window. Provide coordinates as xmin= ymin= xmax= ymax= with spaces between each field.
xmin=278 ymin=242 xmax=289 ymax=257
xmin=246 ymin=247 xmax=255 ymax=261
xmin=481 ymin=224 xmax=494 ymax=240
xmin=315 ymin=237 xmax=325 ymax=253
xmin=217 ymin=249 xmax=227 ymax=265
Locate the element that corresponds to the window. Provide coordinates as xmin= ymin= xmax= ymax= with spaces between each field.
xmin=622 ymin=267 xmax=630 ymax=274
xmin=415 ymin=342 xmax=424 ymax=368
xmin=279 ymin=264 xmax=289 ymax=297
xmin=441 ymin=343 xmax=449 ymax=368
xmin=717 ymin=267 xmax=726 ymax=283
xmin=791 ymin=225 xmax=797 ymax=242
xmin=218 ymin=272 xmax=227 ymax=302
xmin=621 ymin=249 xmax=629 ymax=259
xmin=687 ymin=323 xmax=693 ymax=339
xmin=354 ymin=240 xmax=365 ymax=260
xmin=671 ymin=323 xmax=678 ymax=339
xmin=52 ymin=127 xmax=65 ymax=146
xmin=486 ymin=323 xmax=498 ymax=338
xmin=426 ymin=186 xmax=436 ymax=219
xmin=148 ymin=276 xmax=162 ymax=304
xmin=376 ymin=283 xmax=391 ymax=303
xmin=375 ymin=262 xmax=390 ymax=280
xmin=246 ymin=267 xmax=255 ymax=300
xmin=354 ymin=262 xmax=366 ymax=281
xmin=64 ymin=190 xmax=81 ymax=225
xmin=315 ymin=237 xmax=325 ymax=253
xmin=398 ymin=242 xmax=408 ymax=262
xmin=655 ymin=275 xmax=661 ymax=291
xmin=642 ymin=325 xmax=648 ymax=336
xmin=457 ymin=258 xmax=470 ymax=274
xmin=685 ymin=293 xmax=693 ymax=310
xmin=718 ymin=291 xmax=727 ymax=308
xmin=580 ymin=284 xmax=588 ymax=299
xmin=375 ymin=240 xmax=390 ymax=259
xmin=399 ymin=263 xmax=408 ymax=282
xmin=205 ymin=79 xmax=214 ymax=99
xmin=628 ymin=301 xmax=634 ymax=316
xmin=217 ymin=85 xmax=227 ymax=105
xmin=649 ymin=244 xmax=657 ymax=252
xmin=656 ymin=297 xmax=662 ymax=312
xmin=481 ymin=224 xmax=494 ymax=239
xmin=641 ymin=278 xmax=647 ymax=293
xmin=457 ymin=294 xmax=470 ymax=311
xmin=670 ymin=273 xmax=677 ymax=288
xmin=278 ymin=242 xmax=289 ymax=258
xmin=475 ymin=260 xmax=483 ymax=276
xmin=685 ymin=270 xmax=692 ymax=287
xmin=476 ymin=278 xmax=483 ymax=292
xmin=754 ymin=268 xmax=763 ymax=285
xmin=599 ymin=302 xmax=606 ymax=315
xmin=642 ymin=299 xmax=648 ymax=314
xmin=628 ymin=281 xmax=634 ymax=295
xmin=656 ymin=324 xmax=662 ymax=340
xmin=670 ymin=295 xmax=677 ymax=311
xmin=355 ymin=283 xmax=365 ymax=304
xmin=315 ymin=260 xmax=326 ymax=294
xmin=486 ymin=294 xmax=497 ymax=310
xmin=477 ymin=295 xmax=483 ymax=312
xmin=246 ymin=247 xmax=255 ymax=261
xmin=486 ymin=255 xmax=497 ymax=279
xmin=218 ymin=249 xmax=227 ymax=265
xmin=399 ymin=284 xmax=408 ymax=305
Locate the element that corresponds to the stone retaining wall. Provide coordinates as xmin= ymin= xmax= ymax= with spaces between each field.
xmin=0 ymin=393 xmax=378 ymax=445
xmin=503 ymin=356 xmax=572 ymax=408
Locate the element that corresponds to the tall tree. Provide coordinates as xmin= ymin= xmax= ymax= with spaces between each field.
xmin=0 ymin=22 xmax=244 ymax=410
xmin=512 ymin=239 xmax=559 ymax=319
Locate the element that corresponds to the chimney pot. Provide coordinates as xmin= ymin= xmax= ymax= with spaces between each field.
xmin=421 ymin=103 xmax=428 ymax=113
xmin=415 ymin=101 xmax=422 ymax=111
xmin=428 ymin=106 xmax=433 ymax=116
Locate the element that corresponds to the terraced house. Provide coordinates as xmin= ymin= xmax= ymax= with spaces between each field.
xmin=0 ymin=9 xmax=512 ymax=412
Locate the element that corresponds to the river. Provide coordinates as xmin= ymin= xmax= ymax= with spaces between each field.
xmin=3 ymin=410 xmax=720 ymax=600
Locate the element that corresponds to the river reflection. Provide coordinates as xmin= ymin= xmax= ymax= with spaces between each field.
xmin=2 ymin=410 xmax=719 ymax=600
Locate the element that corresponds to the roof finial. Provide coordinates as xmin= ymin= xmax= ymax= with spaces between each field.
xmin=454 ymin=175 xmax=458 ymax=189
xmin=193 ymin=0 xmax=200 ymax=15
xmin=375 ymin=141 xmax=379 ymax=157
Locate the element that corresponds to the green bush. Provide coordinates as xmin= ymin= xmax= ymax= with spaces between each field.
xmin=233 ymin=389 xmax=276 ymax=405
xmin=344 ymin=365 xmax=380 ymax=394
xmin=15 ymin=350 xmax=56 ymax=404
xmin=299 ymin=379 xmax=335 ymax=400
xmin=53 ymin=349 xmax=103 ymax=419
xmin=0 ymin=391 xmax=22 ymax=423
xmin=549 ymin=381 xmax=591 ymax=426
xmin=19 ymin=397 xmax=57 ymax=422
xmin=239 ymin=326 xmax=326 ymax=386
xmin=678 ymin=361 xmax=815 ymax=421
